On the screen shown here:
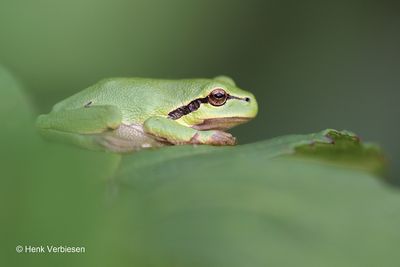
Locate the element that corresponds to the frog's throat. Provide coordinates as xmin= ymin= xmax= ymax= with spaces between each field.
xmin=191 ymin=117 xmax=251 ymax=131
xmin=168 ymin=95 xmax=248 ymax=120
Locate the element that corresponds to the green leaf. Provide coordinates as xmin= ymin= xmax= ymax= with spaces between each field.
xmin=293 ymin=130 xmax=386 ymax=176
xmin=0 ymin=65 xmax=36 ymax=139
xmin=83 ymin=129 xmax=396 ymax=267
xmin=0 ymin=66 xmax=121 ymax=267
xmin=116 ymin=129 xmax=385 ymax=185
xmin=0 ymin=65 xmax=37 ymax=265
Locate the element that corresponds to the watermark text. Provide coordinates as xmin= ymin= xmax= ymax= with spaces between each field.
xmin=16 ymin=245 xmax=85 ymax=254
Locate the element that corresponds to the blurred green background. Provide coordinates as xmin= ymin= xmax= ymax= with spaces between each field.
xmin=1 ymin=1 xmax=400 ymax=266
xmin=0 ymin=0 xmax=398 ymax=179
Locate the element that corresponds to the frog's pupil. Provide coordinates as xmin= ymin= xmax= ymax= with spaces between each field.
xmin=214 ymin=93 xmax=224 ymax=98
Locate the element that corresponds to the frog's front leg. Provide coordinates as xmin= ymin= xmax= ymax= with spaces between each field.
xmin=36 ymin=105 xmax=122 ymax=151
xmin=143 ymin=116 xmax=236 ymax=145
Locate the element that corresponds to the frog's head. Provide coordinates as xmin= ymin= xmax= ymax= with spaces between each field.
xmin=172 ymin=76 xmax=258 ymax=130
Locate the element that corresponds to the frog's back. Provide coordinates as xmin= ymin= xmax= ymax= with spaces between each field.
xmin=52 ymin=78 xmax=207 ymax=123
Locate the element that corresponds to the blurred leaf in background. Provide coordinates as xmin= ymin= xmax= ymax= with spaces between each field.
xmin=0 ymin=65 xmax=120 ymax=267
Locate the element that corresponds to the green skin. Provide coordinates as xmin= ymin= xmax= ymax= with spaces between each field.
xmin=36 ymin=76 xmax=258 ymax=153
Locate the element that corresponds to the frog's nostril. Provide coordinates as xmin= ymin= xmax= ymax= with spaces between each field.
xmin=245 ymin=97 xmax=250 ymax=102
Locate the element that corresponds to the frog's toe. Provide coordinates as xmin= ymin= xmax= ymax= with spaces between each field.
xmin=209 ymin=131 xmax=236 ymax=146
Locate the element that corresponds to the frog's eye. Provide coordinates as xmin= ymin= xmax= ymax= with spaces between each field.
xmin=208 ymin=88 xmax=228 ymax=106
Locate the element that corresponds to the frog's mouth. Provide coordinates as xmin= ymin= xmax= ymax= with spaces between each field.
xmin=192 ymin=117 xmax=251 ymax=131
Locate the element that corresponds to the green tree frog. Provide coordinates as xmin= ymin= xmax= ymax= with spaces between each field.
xmin=36 ymin=76 xmax=258 ymax=152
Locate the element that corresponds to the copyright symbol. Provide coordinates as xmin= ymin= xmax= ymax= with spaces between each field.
xmin=16 ymin=245 xmax=23 ymax=253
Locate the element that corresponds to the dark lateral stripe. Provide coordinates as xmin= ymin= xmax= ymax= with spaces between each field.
xmin=168 ymin=97 xmax=208 ymax=120
xmin=167 ymin=94 xmax=249 ymax=120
